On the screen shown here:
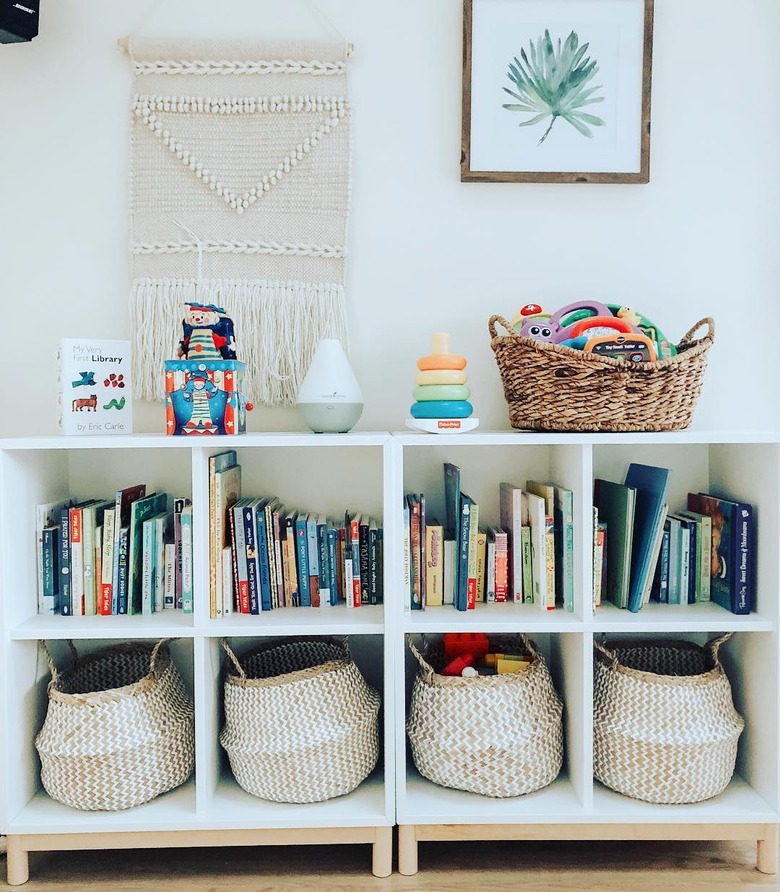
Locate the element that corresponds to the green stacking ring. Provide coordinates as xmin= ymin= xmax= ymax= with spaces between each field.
xmin=410 ymin=400 xmax=473 ymax=419
xmin=412 ymin=384 xmax=471 ymax=402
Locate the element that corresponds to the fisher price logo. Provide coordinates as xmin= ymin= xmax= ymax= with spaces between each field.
xmin=437 ymin=420 xmax=462 ymax=430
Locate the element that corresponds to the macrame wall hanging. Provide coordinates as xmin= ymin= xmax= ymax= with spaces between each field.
xmin=126 ymin=37 xmax=352 ymax=405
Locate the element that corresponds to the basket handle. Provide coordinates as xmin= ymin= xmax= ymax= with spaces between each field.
xmin=220 ymin=638 xmax=246 ymax=680
xmin=488 ymin=315 xmax=520 ymax=340
xmin=149 ymin=638 xmax=171 ymax=676
xmin=706 ymin=631 xmax=734 ymax=662
xmin=678 ymin=317 xmax=715 ymax=349
xmin=407 ymin=635 xmax=435 ymax=683
xmin=39 ymin=639 xmax=78 ymax=686
xmin=593 ymin=637 xmax=618 ymax=668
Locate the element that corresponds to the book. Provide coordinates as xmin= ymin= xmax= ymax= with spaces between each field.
xmin=116 ymin=525 xmax=130 ymax=614
xmin=68 ymin=500 xmax=88 ymax=616
xmin=593 ymin=478 xmax=637 ymax=609
xmin=141 ymin=510 xmax=167 ymax=615
xmin=179 ymin=501 xmax=193 ymax=614
xmin=443 ymin=463 xmax=463 ymax=605
xmin=255 ymin=498 xmax=274 ymax=612
xmin=281 ymin=509 xmax=299 ymax=607
xmin=665 ymin=514 xmax=682 ymax=605
xmin=99 ymin=507 xmax=116 ymax=614
xmin=326 ymin=524 xmax=339 ymax=606
xmin=214 ymin=463 xmax=241 ymax=617
xmin=402 ymin=501 xmax=411 ymax=611
xmin=111 ymin=483 xmax=147 ymax=615
xmin=554 ymin=485 xmax=575 ymax=613
xmin=475 ymin=528 xmax=487 ymax=603
xmin=261 ymin=497 xmax=282 ymax=609
xmin=41 ymin=524 xmax=60 ymax=615
xmin=639 ymin=503 xmax=669 ymax=608
xmin=295 ymin=512 xmax=311 ymax=607
xmin=152 ymin=511 xmax=171 ymax=613
xmin=241 ymin=499 xmax=261 ymax=615
xmin=208 ymin=450 xmax=238 ymax=618
xmin=368 ymin=517 xmax=381 ymax=606
xmin=347 ymin=511 xmax=361 ymax=609
xmin=593 ymin=513 xmax=606 ymax=608
xmin=163 ymin=541 xmax=176 ymax=609
xmin=358 ymin=513 xmax=370 ymax=606
xmin=376 ymin=527 xmax=384 ymax=604
xmin=499 ymin=482 xmax=523 ymax=602
xmin=650 ymin=524 xmax=671 ymax=604
xmin=485 ymin=532 xmax=496 ymax=603
xmin=424 ymin=519 xmax=444 ymax=607
xmin=465 ymin=499 xmax=479 ymax=609
xmin=674 ymin=513 xmax=699 ymax=604
xmin=315 ymin=514 xmax=331 ymax=609
xmin=407 ymin=495 xmax=422 ymax=610
xmin=678 ymin=509 xmax=712 ymax=602
xmin=35 ymin=498 xmax=70 ymax=614
xmin=488 ymin=525 xmax=508 ymax=603
xmin=128 ymin=491 xmax=167 ymax=615
xmin=526 ymin=480 xmax=557 ymax=607
xmin=442 ymin=537 xmax=456 ymax=606
xmin=81 ymin=500 xmax=112 ymax=616
xmin=520 ymin=524 xmax=533 ymax=605
xmin=58 ymin=505 xmax=72 ymax=615
xmin=57 ymin=338 xmax=133 ymax=436
xmin=456 ymin=493 xmax=473 ymax=611
xmin=524 ymin=490 xmax=551 ymax=611
xmin=306 ymin=513 xmax=320 ymax=609
xmin=624 ymin=463 xmax=670 ymax=613
xmin=686 ymin=492 xmax=755 ymax=615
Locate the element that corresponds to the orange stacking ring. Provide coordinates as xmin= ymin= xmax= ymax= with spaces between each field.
xmin=417 ymin=354 xmax=467 ymax=372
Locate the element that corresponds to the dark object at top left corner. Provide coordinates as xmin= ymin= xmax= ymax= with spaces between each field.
xmin=0 ymin=0 xmax=40 ymax=44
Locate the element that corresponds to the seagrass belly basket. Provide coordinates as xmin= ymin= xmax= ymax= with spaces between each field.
xmin=219 ymin=637 xmax=380 ymax=803
xmin=593 ymin=634 xmax=744 ymax=804
xmin=35 ymin=639 xmax=195 ymax=811
xmin=406 ymin=635 xmax=563 ymax=797
xmin=489 ymin=316 xmax=715 ymax=432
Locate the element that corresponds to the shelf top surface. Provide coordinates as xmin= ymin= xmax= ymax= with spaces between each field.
xmin=2 ymin=428 xmax=780 ymax=450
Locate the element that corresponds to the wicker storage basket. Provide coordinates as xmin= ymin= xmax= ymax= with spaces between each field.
xmin=35 ymin=639 xmax=195 ymax=811
xmin=219 ymin=637 xmax=380 ymax=803
xmin=488 ymin=315 xmax=715 ymax=432
xmin=406 ymin=635 xmax=563 ymax=797
xmin=593 ymin=634 xmax=744 ymax=804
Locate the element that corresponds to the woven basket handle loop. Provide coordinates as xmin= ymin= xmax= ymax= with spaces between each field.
xmin=593 ymin=637 xmax=619 ymax=668
xmin=406 ymin=635 xmax=435 ymax=683
xmin=39 ymin=640 xmax=59 ymax=685
xmin=517 ymin=632 xmax=540 ymax=659
xmin=220 ymin=638 xmax=246 ymax=680
xmin=706 ymin=631 xmax=734 ymax=662
xmin=488 ymin=315 xmax=519 ymax=340
xmin=149 ymin=638 xmax=171 ymax=675
xmin=679 ymin=317 xmax=715 ymax=349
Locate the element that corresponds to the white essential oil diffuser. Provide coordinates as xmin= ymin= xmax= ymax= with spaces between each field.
xmin=296 ymin=338 xmax=363 ymax=433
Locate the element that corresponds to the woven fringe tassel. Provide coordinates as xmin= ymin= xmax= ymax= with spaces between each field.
xmin=130 ymin=278 xmax=349 ymax=405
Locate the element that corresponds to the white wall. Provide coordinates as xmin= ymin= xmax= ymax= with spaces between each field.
xmin=1 ymin=0 xmax=778 ymax=436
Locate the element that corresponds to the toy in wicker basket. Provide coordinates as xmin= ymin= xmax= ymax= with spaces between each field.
xmin=35 ymin=639 xmax=195 ymax=811
xmin=593 ymin=634 xmax=744 ymax=804
xmin=406 ymin=634 xmax=563 ymax=797
xmin=219 ymin=637 xmax=380 ymax=804
xmin=489 ymin=307 xmax=715 ymax=432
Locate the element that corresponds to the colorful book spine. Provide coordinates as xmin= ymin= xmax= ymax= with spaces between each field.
xmin=475 ymin=528 xmax=487 ymax=604
xmin=99 ymin=508 xmax=115 ymax=615
xmin=485 ymin=533 xmax=496 ymax=603
xmin=231 ymin=501 xmax=248 ymax=614
xmin=306 ymin=513 xmax=320 ymax=608
xmin=456 ymin=495 xmax=472 ymax=612
xmin=326 ymin=525 xmax=338 ymax=606
xmin=256 ymin=500 xmax=273 ymax=612
xmin=241 ymin=503 xmax=259 ymax=615
xmin=520 ymin=524 xmax=533 ymax=605
xmin=163 ymin=542 xmax=176 ymax=609
xmin=348 ymin=513 xmax=361 ymax=609
xmin=69 ymin=505 xmax=85 ymax=617
xmin=424 ymin=520 xmax=444 ymax=607
xmin=59 ymin=505 xmax=72 ymax=616
xmin=153 ymin=513 xmax=167 ymax=613
xmin=295 ymin=513 xmax=311 ymax=607
xmin=180 ymin=504 xmax=193 ymax=614
xmin=554 ymin=486 xmax=575 ymax=613
xmin=41 ymin=525 xmax=60 ymax=614
xmin=316 ymin=514 xmax=331 ymax=608
xmin=402 ymin=502 xmax=411 ymax=611
xmin=466 ymin=500 xmax=479 ymax=610
xmin=358 ymin=514 xmax=370 ymax=606
xmin=141 ymin=516 xmax=156 ymax=616
xmin=116 ymin=526 xmax=130 ymax=615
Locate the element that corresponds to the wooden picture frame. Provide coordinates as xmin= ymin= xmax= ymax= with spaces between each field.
xmin=461 ymin=0 xmax=654 ymax=184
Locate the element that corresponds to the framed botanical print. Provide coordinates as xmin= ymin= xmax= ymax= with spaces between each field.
xmin=461 ymin=0 xmax=654 ymax=183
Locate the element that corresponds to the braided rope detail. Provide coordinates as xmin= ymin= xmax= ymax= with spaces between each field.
xmin=132 ymin=95 xmax=349 ymax=115
xmin=133 ymin=59 xmax=347 ymax=76
xmin=132 ymin=240 xmax=346 ymax=259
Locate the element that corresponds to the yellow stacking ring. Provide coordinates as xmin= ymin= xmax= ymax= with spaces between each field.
xmin=415 ymin=368 xmax=467 ymax=386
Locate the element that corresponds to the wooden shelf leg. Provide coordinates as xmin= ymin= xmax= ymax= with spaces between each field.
xmin=397 ymin=825 xmax=418 ymax=876
xmin=6 ymin=836 xmax=29 ymax=886
xmin=756 ymin=824 xmax=779 ymax=875
xmin=371 ymin=826 xmax=392 ymax=878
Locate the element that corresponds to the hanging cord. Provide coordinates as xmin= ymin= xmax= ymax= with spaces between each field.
xmin=172 ymin=218 xmax=204 ymax=283
xmin=118 ymin=0 xmax=352 ymax=57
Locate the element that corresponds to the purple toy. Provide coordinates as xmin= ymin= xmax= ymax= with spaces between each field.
xmin=521 ymin=300 xmax=614 ymax=343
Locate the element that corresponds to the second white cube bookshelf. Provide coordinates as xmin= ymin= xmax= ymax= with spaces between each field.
xmin=1 ymin=430 xmax=779 ymax=882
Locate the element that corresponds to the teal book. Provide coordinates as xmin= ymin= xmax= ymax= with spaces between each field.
xmin=128 ymin=491 xmax=168 ymax=614
xmin=624 ymin=463 xmax=670 ymax=613
xmin=593 ymin=478 xmax=637 ymax=609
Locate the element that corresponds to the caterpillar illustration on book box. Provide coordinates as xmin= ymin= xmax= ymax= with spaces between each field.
xmin=164 ymin=302 xmax=251 ymax=436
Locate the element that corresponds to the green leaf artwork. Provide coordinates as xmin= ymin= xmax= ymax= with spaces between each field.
xmin=502 ymin=29 xmax=605 ymax=145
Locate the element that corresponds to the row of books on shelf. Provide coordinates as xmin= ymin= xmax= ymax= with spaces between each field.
xmin=593 ymin=464 xmax=755 ymax=615
xmin=35 ymin=487 xmax=193 ymax=616
xmin=209 ymin=450 xmax=384 ymax=618
xmin=404 ymin=462 xmax=574 ymax=611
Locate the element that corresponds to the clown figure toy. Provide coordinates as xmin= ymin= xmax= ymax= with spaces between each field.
xmin=178 ymin=302 xmax=237 ymax=361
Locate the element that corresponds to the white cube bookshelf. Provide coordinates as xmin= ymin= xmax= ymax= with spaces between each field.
xmin=0 ymin=434 xmax=396 ymax=885
xmin=392 ymin=431 xmax=780 ymax=876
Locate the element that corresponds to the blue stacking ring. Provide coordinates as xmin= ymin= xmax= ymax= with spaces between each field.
xmin=410 ymin=400 xmax=473 ymax=419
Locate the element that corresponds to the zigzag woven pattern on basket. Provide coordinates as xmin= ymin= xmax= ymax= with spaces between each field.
xmin=593 ymin=635 xmax=744 ymax=804
xmin=219 ymin=637 xmax=380 ymax=803
xmin=35 ymin=640 xmax=195 ymax=811
xmin=406 ymin=635 xmax=563 ymax=798
xmin=488 ymin=316 xmax=715 ymax=432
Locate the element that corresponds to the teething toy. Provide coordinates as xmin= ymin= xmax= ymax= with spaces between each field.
xmin=406 ymin=333 xmax=479 ymax=433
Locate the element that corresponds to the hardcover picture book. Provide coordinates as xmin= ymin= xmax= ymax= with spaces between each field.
xmin=58 ymin=338 xmax=133 ymax=436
